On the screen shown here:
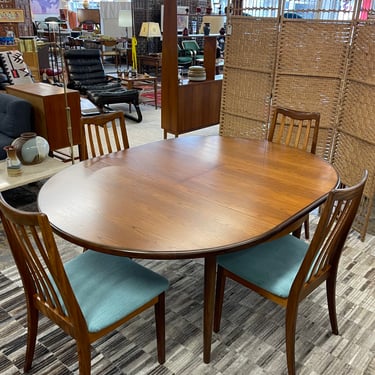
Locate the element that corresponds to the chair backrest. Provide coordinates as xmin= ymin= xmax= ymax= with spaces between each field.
xmin=0 ymin=194 xmax=85 ymax=333
xmin=268 ymin=106 xmax=320 ymax=154
xmin=64 ymin=49 xmax=107 ymax=91
xmin=293 ymin=171 xmax=367 ymax=300
xmin=181 ymin=40 xmax=201 ymax=52
xmin=80 ymin=111 xmax=129 ymax=160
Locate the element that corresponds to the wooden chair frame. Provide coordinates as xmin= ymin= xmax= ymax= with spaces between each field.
xmin=214 ymin=171 xmax=368 ymax=375
xmin=0 ymin=195 xmax=166 ymax=374
xmin=80 ymin=111 xmax=129 ymax=160
xmin=269 ymin=106 xmax=321 ymax=238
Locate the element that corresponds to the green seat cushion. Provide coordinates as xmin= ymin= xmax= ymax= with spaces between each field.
xmin=217 ymin=235 xmax=308 ymax=298
xmin=178 ymin=56 xmax=192 ymax=64
xmin=63 ymin=251 xmax=169 ymax=333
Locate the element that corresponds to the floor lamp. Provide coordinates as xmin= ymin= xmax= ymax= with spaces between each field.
xmin=118 ymin=10 xmax=132 ymax=69
xmin=139 ymin=22 xmax=161 ymax=55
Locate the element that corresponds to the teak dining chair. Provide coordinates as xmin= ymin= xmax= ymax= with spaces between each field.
xmin=80 ymin=111 xmax=130 ymax=160
xmin=268 ymin=106 xmax=321 ymax=239
xmin=100 ymin=39 xmax=120 ymax=68
xmin=214 ymin=171 xmax=367 ymax=375
xmin=0 ymin=195 xmax=169 ymax=374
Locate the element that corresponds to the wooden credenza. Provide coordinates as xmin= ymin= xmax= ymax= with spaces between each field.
xmin=6 ymin=83 xmax=81 ymax=151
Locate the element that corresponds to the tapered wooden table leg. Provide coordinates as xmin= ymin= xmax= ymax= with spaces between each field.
xmin=203 ymin=255 xmax=216 ymax=363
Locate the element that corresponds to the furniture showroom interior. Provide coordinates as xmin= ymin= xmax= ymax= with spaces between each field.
xmin=0 ymin=1 xmax=374 ymax=375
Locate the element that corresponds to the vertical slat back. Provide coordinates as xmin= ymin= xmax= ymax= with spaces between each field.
xmin=293 ymin=171 xmax=367 ymax=295
xmin=0 ymin=196 xmax=83 ymax=331
xmin=268 ymin=107 xmax=320 ymax=154
xmin=80 ymin=111 xmax=129 ymax=160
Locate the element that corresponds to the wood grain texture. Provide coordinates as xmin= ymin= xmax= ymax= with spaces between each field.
xmin=38 ymin=136 xmax=338 ymax=258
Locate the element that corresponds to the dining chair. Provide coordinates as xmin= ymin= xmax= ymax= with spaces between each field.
xmin=80 ymin=111 xmax=130 ymax=160
xmin=177 ymin=43 xmax=193 ymax=68
xmin=0 ymin=194 xmax=169 ymax=374
xmin=101 ymin=39 xmax=121 ymax=68
xmin=181 ymin=40 xmax=204 ymax=65
xmin=214 ymin=171 xmax=368 ymax=375
xmin=269 ymin=106 xmax=321 ymax=239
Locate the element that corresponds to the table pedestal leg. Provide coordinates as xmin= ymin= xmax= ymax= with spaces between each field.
xmin=203 ymin=255 xmax=216 ymax=363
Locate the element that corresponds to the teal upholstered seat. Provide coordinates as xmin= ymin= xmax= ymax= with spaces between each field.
xmin=63 ymin=251 xmax=169 ymax=333
xmin=214 ymin=172 xmax=367 ymax=375
xmin=217 ymin=235 xmax=308 ymax=298
xmin=0 ymin=194 xmax=169 ymax=374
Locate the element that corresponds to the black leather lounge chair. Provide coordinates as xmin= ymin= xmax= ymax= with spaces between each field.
xmin=64 ymin=49 xmax=142 ymax=123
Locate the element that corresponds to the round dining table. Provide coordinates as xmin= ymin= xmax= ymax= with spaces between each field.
xmin=38 ymin=135 xmax=339 ymax=363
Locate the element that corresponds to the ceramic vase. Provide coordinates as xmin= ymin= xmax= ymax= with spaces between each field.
xmin=203 ymin=23 xmax=210 ymax=36
xmin=3 ymin=145 xmax=22 ymax=177
xmin=12 ymin=132 xmax=50 ymax=165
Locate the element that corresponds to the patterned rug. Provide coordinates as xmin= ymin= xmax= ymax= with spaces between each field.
xmin=0 ymin=214 xmax=374 ymax=374
xmin=139 ymin=84 xmax=162 ymax=108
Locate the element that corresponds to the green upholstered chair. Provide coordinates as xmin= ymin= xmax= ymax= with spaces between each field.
xmin=177 ymin=43 xmax=193 ymax=68
xmin=181 ymin=40 xmax=204 ymax=65
xmin=0 ymin=194 xmax=169 ymax=375
xmin=214 ymin=171 xmax=367 ymax=375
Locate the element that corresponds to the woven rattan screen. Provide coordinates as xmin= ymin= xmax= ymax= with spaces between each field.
xmin=220 ymin=1 xmax=375 ymax=239
xmin=332 ymin=21 xmax=375 ymax=239
xmin=219 ymin=17 xmax=278 ymax=139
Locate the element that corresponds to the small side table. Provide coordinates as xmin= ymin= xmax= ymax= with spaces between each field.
xmin=138 ymin=54 xmax=162 ymax=77
xmin=0 ymin=157 xmax=68 ymax=192
xmin=120 ymin=73 xmax=158 ymax=109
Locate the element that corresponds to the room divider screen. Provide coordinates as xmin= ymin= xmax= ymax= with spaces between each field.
xmin=220 ymin=0 xmax=375 ymax=240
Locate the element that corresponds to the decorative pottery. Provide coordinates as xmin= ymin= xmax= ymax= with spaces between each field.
xmin=3 ymin=145 xmax=22 ymax=177
xmin=188 ymin=65 xmax=206 ymax=81
xmin=12 ymin=132 xmax=49 ymax=165
xmin=203 ymin=23 xmax=210 ymax=36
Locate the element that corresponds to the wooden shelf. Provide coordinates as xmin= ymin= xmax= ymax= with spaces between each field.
xmin=161 ymin=3 xmax=222 ymax=138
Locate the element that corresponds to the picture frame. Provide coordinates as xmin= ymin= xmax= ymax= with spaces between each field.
xmin=177 ymin=14 xmax=189 ymax=32
xmin=0 ymin=9 xmax=25 ymax=23
xmin=161 ymin=5 xmax=188 ymax=32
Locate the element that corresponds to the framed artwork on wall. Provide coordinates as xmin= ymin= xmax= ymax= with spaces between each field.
xmin=177 ymin=14 xmax=189 ymax=32
xmin=0 ymin=9 xmax=24 ymax=23
xmin=161 ymin=5 xmax=188 ymax=32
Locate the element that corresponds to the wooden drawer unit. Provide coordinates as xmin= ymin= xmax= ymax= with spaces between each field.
xmin=6 ymin=83 xmax=81 ymax=151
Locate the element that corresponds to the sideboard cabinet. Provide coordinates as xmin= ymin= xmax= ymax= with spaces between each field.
xmin=161 ymin=2 xmax=222 ymax=138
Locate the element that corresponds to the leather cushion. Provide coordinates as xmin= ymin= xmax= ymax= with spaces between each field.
xmin=87 ymin=88 xmax=139 ymax=108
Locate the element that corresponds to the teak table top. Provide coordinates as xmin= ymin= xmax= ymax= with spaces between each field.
xmin=38 ymin=135 xmax=339 ymax=362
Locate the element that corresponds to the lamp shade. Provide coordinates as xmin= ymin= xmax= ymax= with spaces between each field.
xmin=139 ymin=22 xmax=161 ymax=38
xmin=118 ymin=10 xmax=132 ymax=27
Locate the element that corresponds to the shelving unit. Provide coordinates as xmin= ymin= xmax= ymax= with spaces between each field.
xmin=161 ymin=1 xmax=223 ymax=138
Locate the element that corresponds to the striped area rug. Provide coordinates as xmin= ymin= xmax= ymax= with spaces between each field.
xmin=0 ymin=221 xmax=374 ymax=374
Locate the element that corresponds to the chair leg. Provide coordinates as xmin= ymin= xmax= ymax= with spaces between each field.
xmin=304 ymin=215 xmax=310 ymax=240
xmin=124 ymin=101 xmax=143 ymax=123
xmin=292 ymin=226 xmax=302 ymax=239
xmin=154 ymin=292 xmax=166 ymax=364
xmin=326 ymin=274 xmax=339 ymax=334
xmin=76 ymin=340 xmax=92 ymax=375
xmin=285 ymin=303 xmax=299 ymax=375
xmin=213 ymin=266 xmax=226 ymax=333
xmin=24 ymin=306 xmax=39 ymax=371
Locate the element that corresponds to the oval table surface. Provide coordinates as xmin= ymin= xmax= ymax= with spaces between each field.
xmin=38 ymin=135 xmax=339 ymax=363
xmin=38 ymin=135 xmax=338 ymax=258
